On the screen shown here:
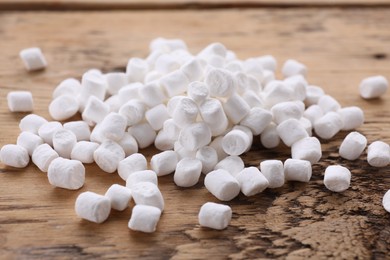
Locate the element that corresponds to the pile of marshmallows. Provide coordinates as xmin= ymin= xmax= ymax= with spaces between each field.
xmin=2 ymin=38 xmax=390 ymax=233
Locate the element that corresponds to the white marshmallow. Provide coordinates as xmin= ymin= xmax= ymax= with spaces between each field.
xmin=131 ymin=182 xmax=164 ymax=211
xmin=234 ymin=72 xmax=249 ymax=94
xmin=16 ymin=131 xmax=43 ymax=156
xmin=260 ymin=122 xmax=280 ymax=149
xmin=359 ymin=75 xmax=388 ymax=99
xmin=367 ymin=141 xmax=390 ymax=167
xmin=181 ymin=58 xmax=203 ymax=82
xmin=204 ymin=169 xmax=240 ymax=201
xmin=155 ymin=53 xmax=181 ymax=74
xmin=263 ymin=80 xmax=294 ymax=108
xmin=138 ymin=82 xmax=166 ymax=107
xmin=19 ymin=114 xmax=48 ymax=134
xmin=144 ymin=70 xmax=163 ymax=83
xmin=93 ymin=140 xmax=125 ymax=173
xmin=128 ymin=205 xmax=161 ymax=233
xmin=242 ymin=90 xmax=264 ymax=108
xmin=214 ymin=155 xmax=245 ymax=178
xmin=7 ymin=91 xmax=33 ymax=112
xmin=339 ymin=132 xmax=367 ymax=160
xmin=260 ymin=160 xmax=284 ymax=188
xmin=49 ymin=95 xmax=79 ymax=121
xmin=303 ymin=105 xmax=324 ymax=125
xmin=150 ymin=150 xmax=178 ymax=176
xmin=105 ymin=184 xmax=132 ymax=211
xmin=324 ymin=165 xmax=351 ymax=192
xmin=63 ymin=121 xmax=91 ymax=141
xmin=284 ymin=159 xmax=312 ymax=182
xmin=198 ymin=42 xmax=227 ymax=60
xmin=282 ymin=59 xmax=307 ymax=77
xmin=284 ymin=75 xmax=307 ymax=101
xmin=305 ymin=85 xmax=325 ymax=106
xmin=118 ymin=133 xmax=138 ymax=157
xmin=52 ymin=129 xmax=77 ymax=159
xmin=179 ymin=122 xmax=212 ymax=151
xmin=276 ymin=118 xmax=308 ymax=147
xmin=223 ymin=93 xmax=251 ymax=124
xmin=233 ymin=125 xmax=253 ymax=151
xmin=240 ymin=107 xmax=272 ymax=136
xmin=145 ymin=104 xmax=170 ymax=131
xmin=174 ymin=158 xmax=202 ymax=187
xmin=160 ymin=70 xmax=189 ymax=97
xmin=79 ymin=72 xmax=107 ymax=111
xmin=222 ymin=129 xmax=251 ymax=156
xmin=19 ymin=47 xmax=47 ymax=71
xmin=75 ymin=191 xmax=111 ymax=224
xmin=271 ymin=101 xmax=303 ymax=124
xmin=172 ymin=97 xmax=198 ymax=128
xmin=52 ymin=78 xmax=81 ymax=99
xmin=38 ymin=121 xmax=62 ymax=146
xmin=198 ymin=202 xmax=232 ymax=230
xmin=128 ymin=123 xmax=156 ymax=149
xmin=209 ymin=136 xmax=229 ymax=161
xmin=70 ymin=141 xmax=99 ymax=164
xmin=150 ymin=37 xmax=187 ymax=53
xmin=126 ymin=170 xmax=158 ymax=188
xmin=196 ymin=146 xmax=218 ymax=174
xmin=236 ymin=167 xmax=269 ymax=196
xmin=314 ymin=112 xmax=343 ymax=140
xmin=291 ymin=137 xmax=322 ymax=164
xmin=382 ymin=190 xmax=390 ymax=213
xmin=166 ymin=95 xmax=185 ymax=117
xmin=47 ymin=157 xmax=85 ymax=190
xmin=82 ymin=96 xmax=110 ymax=125
xmin=174 ymin=141 xmax=197 ymax=160
xmin=32 ymin=143 xmax=59 ymax=172
xmin=338 ymin=106 xmax=364 ymax=131
xmin=205 ymin=68 xmax=235 ymax=98
xmin=105 ymin=95 xmax=122 ymax=113
xmin=105 ymin=72 xmax=128 ymax=95
xmin=118 ymin=153 xmax=147 ymax=181
xmin=0 ymin=144 xmax=29 ymax=168
xmin=300 ymin=117 xmax=313 ymax=136
xmin=318 ymin=95 xmax=341 ymax=113
xmin=187 ymin=81 xmax=209 ymax=104
xmin=119 ymin=100 xmax=146 ymax=126
xmin=99 ymin=112 xmax=127 ymax=142
xmin=154 ymin=131 xmax=175 ymax=151
xmin=199 ymin=98 xmax=229 ymax=136
xmin=262 ymin=70 xmax=276 ymax=86
xmin=126 ymin=57 xmax=149 ymax=83
xmin=118 ymin=83 xmax=142 ymax=104
xmin=256 ymin=55 xmax=277 ymax=71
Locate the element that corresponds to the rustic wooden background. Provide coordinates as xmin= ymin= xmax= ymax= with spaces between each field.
xmin=1 ymin=1 xmax=390 ymax=259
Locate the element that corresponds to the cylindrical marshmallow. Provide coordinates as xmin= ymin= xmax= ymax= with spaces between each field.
xmin=118 ymin=83 xmax=142 ymax=104
xmin=119 ymin=100 xmax=146 ymax=126
xmin=105 ymin=72 xmax=128 ymax=95
xmin=99 ymin=112 xmax=127 ymax=142
xmin=314 ymin=112 xmax=343 ymax=140
xmin=0 ymin=144 xmax=29 ymax=168
xmin=338 ymin=106 xmax=364 ymax=131
xmin=291 ymin=137 xmax=322 ymax=164
xmin=324 ymin=165 xmax=351 ymax=192
xmin=304 ymin=85 xmax=325 ymax=106
xmin=277 ymin=118 xmax=308 ymax=147
xmin=260 ymin=160 xmax=284 ymax=188
xmin=317 ymin=95 xmax=341 ymax=113
xmin=359 ymin=75 xmax=388 ymax=99
xmin=263 ymin=81 xmax=294 ymax=108
xmin=160 ymin=70 xmax=189 ymax=97
xmin=181 ymin=58 xmax=203 ymax=82
xmin=209 ymin=136 xmax=229 ymax=161
xmin=118 ymin=153 xmax=147 ymax=181
xmin=49 ymin=95 xmax=79 ymax=121
xmin=204 ymin=169 xmax=240 ymax=201
xmin=150 ymin=150 xmax=178 ymax=176
xmin=16 ymin=131 xmax=44 ymax=156
xmin=63 ymin=121 xmax=91 ymax=141
xmin=118 ymin=133 xmax=138 ymax=157
xmin=300 ymin=117 xmax=313 ymax=136
xmin=303 ymin=105 xmax=324 ymax=125
xmin=128 ymin=205 xmax=161 ymax=233
xmin=7 ymin=91 xmax=33 ymax=112
xmin=81 ymin=96 xmax=110 ymax=125
xmin=367 ymin=141 xmax=390 ymax=167
xmin=196 ymin=146 xmax=218 ymax=174
xmin=19 ymin=47 xmax=47 ymax=71
xmin=339 ymin=132 xmax=367 ymax=160
xmin=19 ymin=114 xmax=48 ymax=134
xmin=271 ymin=101 xmax=303 ymax=125
xmin=155 ymin=131 xmax=175 ymax=151
xmin=239 ymin=107 xmax=272 ymax=136
xmin=187 ymin=81 xmax=209 ymax=104
xmin=80 ymin=71 xmax=107 ymax=103
xmin=75 ymin=191 xmax=111 ymax=224
xmin=131 ymin=182 xmax=164 ymax=211
xmin=205 ymin=68 xmax=235 ymax=98
xmin=105 ymin=95 xmax=121 ymax=113
xmin=70 ymin=141 xmax=99 ymax=164
xmin=236 ymin=167 xmax=269 ymax=196
xmin=199 ymin=98 xmax=229 ymax=136
xmin=382 ymin=190 xmax=390 ymax=213
xmin=145 ymin=104 xmax=170 ymax=131
xmin=174 ymin=158 xmax=202 ymax=187
xmin=126 ymin=57 xmax=149 ymax=83
xmin=282 ymin=59 xmax=307 ymax=77
xmin=214 ymin=155 xmax=245 ymax=177
xmin=38 ymin=121 xmax=63 ymax=147
xmin=222 ymin=129 xmax=251 ymax=156
xmin=154 ymin=53 xmax=180 ymax=74
xmin=284 ymin=75 xmax=307 ymax=101
xmin=174 ymin=141 xmax=197 ymax=160
xmin=47 ymin=157 xmax=85 ymax=190
xmin=105 ymin=184 xmax=132 ymax=211
xmin=242 ymin=90 xmax=264 ymax=108
xmin=172 ymin=97 xmax=198 ymax=128
xmin=128 ymin=123 xmax=156 ymax=149
xmin=223 ymin=94 xmax=250 ymax=124
xmin=32 ymin=143 xmax=59 ymax=172
xmin=52 ymin=78 xmax=81 ymax=99
xmin=93 ymin=140 xmax=125 ymax=173
xmin=126 ymin=170 xmax=158 ymax=188
xmin=178 ymin=122 xmax=212 ymax=151
xmin=138 ymin=82 xmax=166 ymax=107
xmin=284 ymin=159 xmax=312 ymax=182
xmin=52 ymin=129 xmax=77 ymax=159
xmin=198 ymin=202 xmax=232 ymax=230
xmin=260 ymin=123 xmax=280 ymax=149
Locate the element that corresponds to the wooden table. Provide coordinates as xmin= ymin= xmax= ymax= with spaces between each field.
xmin=1 ymin=1 xmax=390 ymax=258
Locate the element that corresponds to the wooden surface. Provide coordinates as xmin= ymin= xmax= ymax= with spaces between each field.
xmin=1 ymin=5 xmax=390 ymax=260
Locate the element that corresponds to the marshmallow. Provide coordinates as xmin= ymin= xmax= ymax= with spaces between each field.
xmin=174 ymin=158 xmax=202 ymax=187
xmin=118 ymin=133 xmax=138 ymax=157
xmin=38 ymin=121 xmax=63 ymax=146
xmin=284 ymin=75 xmax=307 ymax=101
xmin=150 ymin=37 xmax=187 ymax=53
xmin=222 ymin=129 xmax=251 ymax=156
xmin=166 ymin=95 xmax=185 ymax=117
xmin=93 ymin=140 xmax=125 ymax=173
xmin=303 ymin=105 xmax=324 ymax=125
xmin=223 ymin=93 xmax=251 ymax=124
xmin=181 ymin=58 xmax=203 ymax=82
xmin=198 ymin=202 xmax=232 ymax=230
xmin=80 ymin=71 xmax=107 ymax=102
xmin=205 ymin=68 xmax=235 ymax=98
xmin=318 ymin=95 xmax=341 ymax=113
xmin=199 ymin=98 xmax=229 ymax=136
xmin=70 ymin=141 xmax=99 ymax=164
xmin=314 ymin=112 xmax=343 ymax=140
xmin=126 ymin=170 xmax=158 ymax=188
xmin=204 ymin=169 xmax=240 ymax=201
xmin=145 ymin=104 xmax=170 ymax=131
xmin=198 ymin=42 xmax=227 ymax=60
xmin=19 ymin=47 xmax=47 ymax=71
xmin=233 ymin=125 xmax=254 ymax=151
xmin=16 ymin=131 xmax=44 ymax=156
xmin=7 ymin=91 xmax=33 ymax=112
xmin=52 ymin=129 xmax=77 ymax=159
xmin=196 ymin=146 xmax=218 ymax=174
xmin=174 ymin=141 xmax=197 ymax=160
xmin=243 ymin=58 xmax=264 ymax=82
xmin=359 ymin=75 xmax=388 ymax=99
xmin=339 ymin=132 xmax=367 ymax=160
xmin=32 ymin=143 xmax=59 ymax=172
xmin=144 ymin=70 xmax=164 ymax=83
xmin=128 ymin=123 xmax=156 ymax=149
xmin=367 ymin=141 xmax=390 ymax=167
xmin=242 ymin=89 xmax=264 ymax=109
xmin=256 ymin=55 xmax=277 ymax=71
xmin=271 ymin=101 xmax=303 ymax=124
xmin=63 ymin=121 xmax=91 ymax=141
xmin=172 ymin=97 xmax=198 ymax=128
xmin=382 ymin=190 xmax=390 ymax=213
xmin=150 ymin=150 xmax=178 ymax=176
xmin=234 ymin=72 xmax=249 ymax=94
xmin=263 ymin=80 xmax=294 ymax=108
xmin=75 ymin=191 xmax=111 ymax=224
xmin=119 ymin=100 xmax=146 ymax=126
xmin=247 ymin=75 xmax=262 ymax=93
xmin=284 ymin=159 xmax=312 ymax=182
xmin=118 ymin=83 xmax=142 ymax=104
xmin=338 ymin=106 xmax=364 ymax=131
xmin=105 ymin=184 xmax=132 ymax=211
xmin=118 ymin=153 xmax=147 ymax=181
xmin=260 ymin=122 xmax=280 ymax=149
xmin=260 ymin=160 xmax=284 ymax=188
xmin=155 ymin=53 xmax=181 ymax=74
xmin=0 ymin=144 xmax=29 ymax=168
xmin=105 ymin=72 xmax=128 ymax=95
xmin=52 ymin=78 xmax=81 ymax=99
xmin=324 ymin=165 xmax=351 ymax=192
xmin=291 ymin=137 xmax=322 ymax=164
xmin=282 ymin=59 xmax=307 ymax=77
xmin=82 ymin=96 xmax=110 ymax=125
xmin=305 ymin=85 xmax=325 ymax=106
xmin=262 ymin=70 xmax=276 ymax=86
xmin=179 ymin=122 xmax=212 ymax=151
xmin=240 ymin=107 xmax=272 ymax=136
xmin=131 ymin=182 xmax=164 ymax=211
xmin=300 ymin=117 xmax=313 ymax=136
xmin=99 ymin=112 xmax=127 ymax=142
xmin=154 ymin=131 xmax=175 ymax=151
xmin=209 ymin=136 xmax=229 ymax=161
xmin=105 ymin=95 xmax=121 ymax=113
xmin=214 ymin=155 xmax=245 ymax=177
xmin=187 ymin=81 xmax=209 ymax=104
xmin=47 ymin=157 xmax=85 ymax=190
xmin=138 ymin=82 xmax=166 ymax=107
xmin=236 ymin=167 xmax=269 ymax=196
xmin=126 ymin=57 xmax=149 ymax=83
xmin=49 ymin=95 xmax=79 ymax=121
xmin=276 ymin=118 xmax=308 ymax=147
xmin=160 ymin=70 xmax=189 ymax=97
xmin=19 ymin=114 xmax=48 ymax=134
xmin=128 ymin=205 xmax=161 ymax=233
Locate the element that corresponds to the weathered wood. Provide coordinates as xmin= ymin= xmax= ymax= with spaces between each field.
xmin=0 ymin=8 xmax=390 ymax=259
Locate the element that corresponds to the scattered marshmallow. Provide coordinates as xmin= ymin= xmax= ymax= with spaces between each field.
xmin=291 ymin=137 xmax=322 ymax=164
xmin=52 ymin=78 xmax=81 ymax=99
xmin=199 ymin=98 xmax=229 ymax=136
xmin=174 ymin=158 xmax=202 ymax=187
xmin=284 ymin=159 xmax=312 ymax=182
xmin=38 ymin=121 xmax=63 ymax=147
xmin=145 ymin=104 xmax=170 ymax=131
xmin=63 ymin=121 xmax=91 ymax=141
xmin=128 ymin=205 xmax=161 ymax=233
xmin=324 ymin=165 xmax=351 ymax=192
xmin=314 ymin=112 xmax=343 ymax=140
xmin=118 ymin=133 xmax=138 ymax=157
xmin=70 ymin=141 xmax=99 ymax=164
xmin=75 ymin=191 xmax=111 ymax=224
xmin=139 ymin=82 xmax=166 ymax=107
xmin=338 ymin=106 xmax=364 ymax=131
xmin=178 ymin=122 xmax=211 ymax=151
xmin=305 ymin=85 xmax=325 ymax=106
xmin=52 ymin=129 xmax=77 ymax=159
xmin=0 ymin=144 xmax=29 ymax=168
xmin=98 ymin=112 xmax=127 ymax=142
xmin=105 ymin=184 xmax=132 ymax=211
xmin=367 ymin=141 xmax=390 ymax=167
xmin=187 ymin=81 xmax=209 ymax=104
xmin=214 ymin=155 xmax=245 ymax=178
xmin=19 ymin=114 xmax=48 ymax=135
xmin=119 ymin=100 xmax=146 ymax=127
xmin=172 ymin=97 xmax=198 ymax=128
xmin=16 ymin=131 xmax=43 ymax=156
xmin=271 ymin=101 xmax=303 ymax=124
xmin=236 ymin=167 xmax=269 ymax=196
xmin=196 ymin=146 xmax=218 ymax=174
xmin=303 ymin=105 xmax=324 ymax=125
xmin=47 ymin=157 xmax=85 ymax=190
xmin=205 ymin=68 xmax=235 ymax=98
xmin=150 ymin=150 xmax=178 ymax=176
xmin=282 ymin=59 xmax=307 ymax=78
xmin=7 ymin=91 xmax=33 ymax=112
xmin=198 ymin=202 xmax=232 ymax=230
xmin=126 ymin=170 xmax=158 ymax=188
xmin=128 ymin=123 xmax=156 ymax=149
xmin=204 ymin=169 xmax=240 ymax=201
xmin=382 ymin=190 xmax=390 ymax=213
xmin=49 ymin=95 xmax=79 ymax=121
xmin=118 ymin=153 xmax=147 ymax=181
xmin=93 ymin=140 xmax=125 ymax=173
xmin=359 ymin=75 xmax=388 ymax=99
xmin=260 ymin=160 xmax=284 ymax=188
xmin=131 ymin=182 xmax=164 ymax=211
xmin=276 ymin=118 xmax=308 ymax=147
xmin=106 ymin=72 xmax=128 ymax=95
xmin=317 ymin=95 xmax=341 ymax=113
xmin=32 ymin=143 xmax=59 ymax=172
xmin=81 ymin=96 xmax=110 ymax=126
xmin=19 ymin=47 xmax=47 ymax=71
xmin=260 ymin=123 xmax=280 ymax=149
xmin=223 ymin=93 xmax=250 ymax=124
xmin=222 ymin=129 xmax=251 ymax=156
xmin=339 ymin=132 xmax=367 ymax=160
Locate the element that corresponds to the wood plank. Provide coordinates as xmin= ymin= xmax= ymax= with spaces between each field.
xmin=0 ymin=8 xmax=390 ymax=259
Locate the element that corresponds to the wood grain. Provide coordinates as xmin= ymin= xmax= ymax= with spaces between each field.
xmin=0 ymin=8 xmax=390 ymax=259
